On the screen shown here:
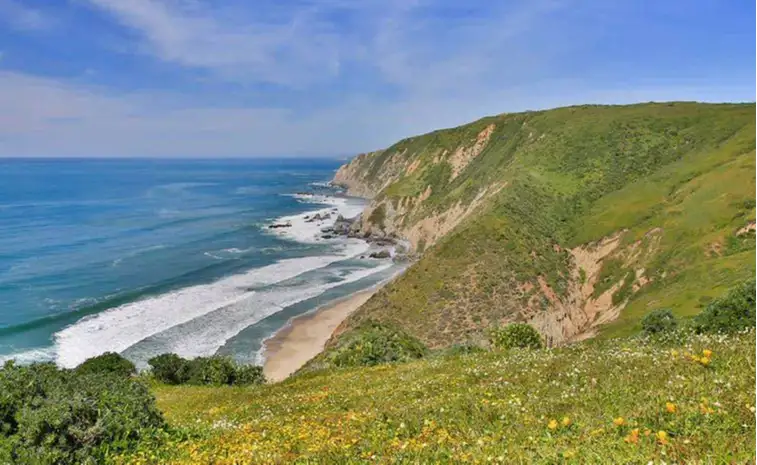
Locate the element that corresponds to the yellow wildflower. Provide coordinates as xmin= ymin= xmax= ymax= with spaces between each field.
xmin=665 ymin=402 xmax=677 ymax=414
xmin=624 ymin=428 xmax=640 ymax=444
xmin=613 ymin=417 xmax=625 ymax=427
xmin=699 ymin=356 xmax=711 ymax=366
xmin=548 ymin=419 xmax=558 ymax=430
xmin=563 ymin=449 xmax=577 ymax=459
xmin=702 ymin=349 xmax=712 ymax=358
xmin=561 ymin=416 xmax=572 ymax=427
xmin=656 ymin=430 xmax=668 ymax=445
xmin=670 ymin=349 xmax=679 ymax=357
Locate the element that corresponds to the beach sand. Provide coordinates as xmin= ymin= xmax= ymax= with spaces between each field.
xmin=262 ymin=288 xmax=378 ymax=382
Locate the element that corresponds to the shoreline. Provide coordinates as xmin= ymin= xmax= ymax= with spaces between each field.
xmin=262 ymin=286 xmax=381 ymax=382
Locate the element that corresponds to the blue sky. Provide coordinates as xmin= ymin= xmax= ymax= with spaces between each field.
xmin=0 ymin=0 xmax=754 ymax=157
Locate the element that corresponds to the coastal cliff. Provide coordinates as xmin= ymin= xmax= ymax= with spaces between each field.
xmin=332 ymin=102 xmax=756 ymax=348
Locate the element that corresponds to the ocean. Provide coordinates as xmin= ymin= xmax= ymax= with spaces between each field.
xmin=0 ymin=158 xmax=398 ymax=368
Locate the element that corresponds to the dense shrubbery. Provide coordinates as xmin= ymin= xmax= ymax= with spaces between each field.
xmin=323 ymin=322 xmax=428 ymax=368
xmin=0 ymin=361 xmax=164 ymax=465
xmin=148 ymin=354 xmax=265 ymax=386
xmin=641 ymin=308 xmax=678 ymax=335
xmin=694 ymin=279 xmax=756 ymax=333
xmin=75 ymin=351 xmax=136 ymax=378
xmin=488 ymin=323 xmax=543 ymax=350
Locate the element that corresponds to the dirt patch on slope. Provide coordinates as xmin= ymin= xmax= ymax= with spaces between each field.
xmin=448 ymin=124 xmax=495 ymax=179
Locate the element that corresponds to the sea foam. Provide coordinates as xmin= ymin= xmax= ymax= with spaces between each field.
xmin=53 ymin=241 xmax=370 ymax=368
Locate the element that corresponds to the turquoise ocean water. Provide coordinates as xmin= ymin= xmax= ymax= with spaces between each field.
xmin=0 ymin=158 xmax=397 ymax=368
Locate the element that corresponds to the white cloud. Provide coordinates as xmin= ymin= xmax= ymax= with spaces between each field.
xmin=84 ymin=0 xmax=350 ymax=85
xmin=82 ymin=0 xmax=570 ymax=91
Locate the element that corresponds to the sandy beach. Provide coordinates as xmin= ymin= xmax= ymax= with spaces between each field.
xmin=262 ymin=288 xmax=379 ymax=382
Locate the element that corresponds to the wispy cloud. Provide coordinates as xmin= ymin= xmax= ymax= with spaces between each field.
xmin=84 ymin=0 xmax=353 ymax=85
xmin=0 ymin=0 xmax=56 ymax=32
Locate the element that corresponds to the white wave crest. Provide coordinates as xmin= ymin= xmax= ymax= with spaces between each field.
xmin=53 ymin=241 xmax=370 ymax=368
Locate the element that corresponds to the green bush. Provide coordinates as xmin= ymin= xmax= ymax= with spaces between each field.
xmin=147 ymin=353 xmax=190 ymax=385
xmin=75 ymin=352 xmax=136 ymax=378
xmin=148 ymin=354 xmax=265 ymax=386
xmin=184 ymin=356 xmax=236 ymax=386
xmin=325 ymin=322 xmax=428 ymax=368
xmin=488 ymin=323 xmax=543 ymax=350
xmin=641 ymin=309 xmax=678 ymax=335
xmin=232 ymin=365 xmax=266 ymax=386
xmin=694 ymin=279 xmax=756 ymax=333
xmin=0 ymin=361 xmax=164 ymax=464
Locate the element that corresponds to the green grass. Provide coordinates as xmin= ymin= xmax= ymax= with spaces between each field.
xmin=113 ymin=329 xmax=756 ymax=464
xmin=338 ymin=102 xmax=755 ymax=347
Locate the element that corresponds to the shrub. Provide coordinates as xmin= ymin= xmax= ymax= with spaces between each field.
xmin=325 ymin=322 xmax=427 ymax=368
xmin=0 ymin=361 xmax=164 ymax=464
xmin=488 ymin=323 xmax=543 ymax=350
xmin=184 ymin=356 xmax=237 ymax=386
xmin=75 ymin=352 xmax=136 ymax=378
xmin=694 ymin=279 xmax=756 ymax=333
xmin=148 ymin=353 xmax=190 ymax=385
xmin=148 ymin=354 xmax=266 ymax=387
xmin=641 ymin=309 xmax=678 ymax=335
xmin=232 ymin=365 xmax=266 ymax=386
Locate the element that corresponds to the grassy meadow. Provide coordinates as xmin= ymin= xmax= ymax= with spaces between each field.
xmin=112 ymin=328 xmax=755 ymax=464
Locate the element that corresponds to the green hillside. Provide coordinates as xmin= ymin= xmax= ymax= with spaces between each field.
xmin=336 ymin=102 xmax=755 ymax=347
xmin=116 ymin=328 xmax=755 ymax=464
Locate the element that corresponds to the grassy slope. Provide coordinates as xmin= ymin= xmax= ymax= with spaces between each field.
xmin=119 ymin=330 xmax=755 ymax=464
xmin=341 ymin=103 xmax=755 ymax=346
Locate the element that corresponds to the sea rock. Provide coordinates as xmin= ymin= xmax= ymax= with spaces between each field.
xmin=368 ymin=249 xmax=391 ymax=259
xmin=268 ymin=222 xmax=292 ymax=229
xmin=305 ymin=213 xmax=322 ymax=223
xmin=332 ymin=214 xmax=354 ymax=235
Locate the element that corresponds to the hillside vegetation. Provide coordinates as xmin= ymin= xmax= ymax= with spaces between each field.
xmin=333 ymin=102 xmax=755 ymax=347
xmin=116 ymin=328 xmax=755 ymax=464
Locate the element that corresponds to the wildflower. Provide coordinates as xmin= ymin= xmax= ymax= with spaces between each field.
xmin=698 ymin=356 xmax=710 ymax=366
xmin=613 ymin=417 xmax=625 ymax=427
xmin=548 ymin=419 xmax=558 ymax=430
xmin=656 ymin=430 xmax=668 ymax=445
xmin=670 ymin=349 xmax=679 ymax=357
xmin=561 ymin=416 xmax=572 ymax=427
xmin=665 ymin=402 xmax=677 ymax=414
xmin=702 ymin=349 xmax=712 ymax=358
xmin=624 ymin=428 xmax=640 ymax=444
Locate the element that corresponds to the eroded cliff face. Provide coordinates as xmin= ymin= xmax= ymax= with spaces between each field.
xmin=333 ymin=123 xmax=501 ymax=252
xmin=332 ymin=150 xmax=387 ymax=199
xmin=330 ymin=103 xmax=756 ymax=348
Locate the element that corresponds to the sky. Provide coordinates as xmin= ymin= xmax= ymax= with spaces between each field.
xmin=0 ymin=0 xmax=754 ymax=157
